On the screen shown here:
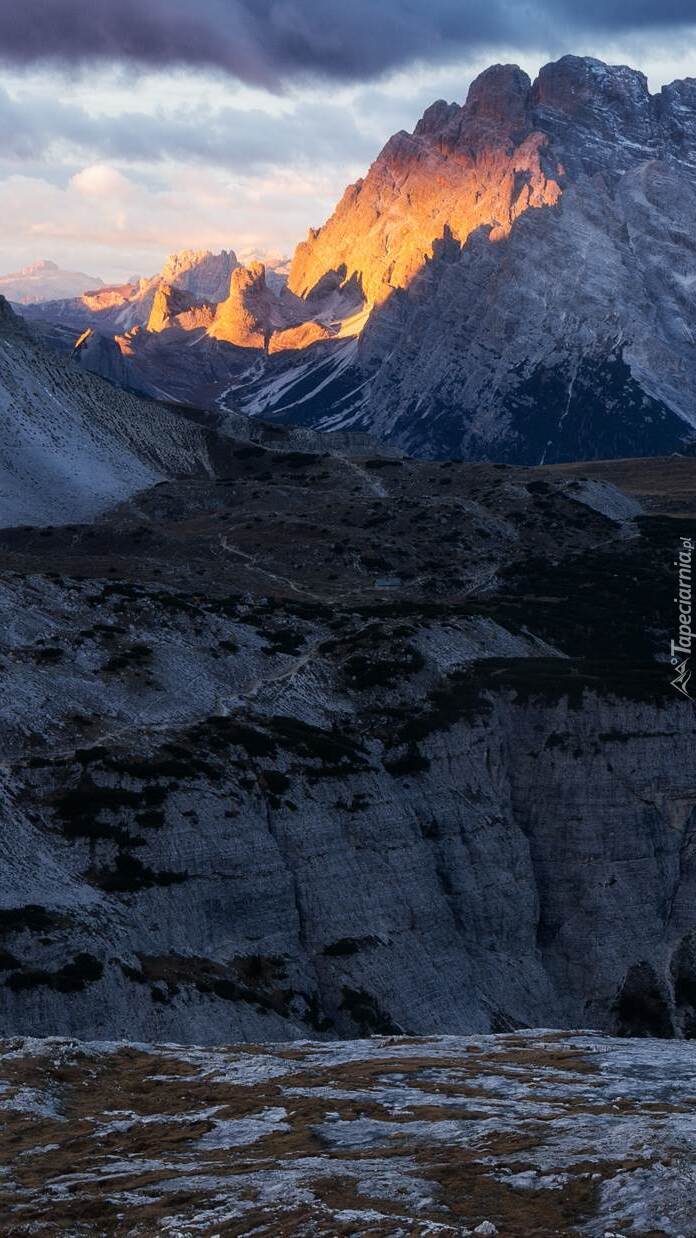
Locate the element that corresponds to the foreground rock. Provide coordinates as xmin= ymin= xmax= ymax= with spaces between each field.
xmin=0 ymin=1029 xmax=694 ymax=1235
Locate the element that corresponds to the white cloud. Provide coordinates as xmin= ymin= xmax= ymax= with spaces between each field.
xmin=70 ymin=163 xmax=134 ymax=198
xmin=0 ymin=158 xmax=347 ymax=282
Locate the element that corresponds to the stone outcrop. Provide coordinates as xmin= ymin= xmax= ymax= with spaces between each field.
xmin=1 ymin=1030 xmax=694 ymax=1234
xmin=208 ymin=261 xmax=273 ymax=348
xmin=146 ymin=282 xmax=201 ymax=333
xmin=268 ymin=319 xmax=332 ymax=353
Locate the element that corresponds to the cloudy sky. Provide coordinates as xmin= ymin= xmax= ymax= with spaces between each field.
xmin=0 ymin=0 xmax=695 ymax=282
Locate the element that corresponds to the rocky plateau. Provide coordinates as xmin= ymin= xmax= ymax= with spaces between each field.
xmin=1 ymin=1029 xmax=695 ymax=1235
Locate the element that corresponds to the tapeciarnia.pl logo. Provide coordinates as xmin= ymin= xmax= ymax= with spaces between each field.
xmin=671 ymin=536 xmax=694 ymax=699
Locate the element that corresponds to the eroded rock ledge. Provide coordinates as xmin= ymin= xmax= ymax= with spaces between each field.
xmin=0 ymin=1029 xmax=693 ymax=1235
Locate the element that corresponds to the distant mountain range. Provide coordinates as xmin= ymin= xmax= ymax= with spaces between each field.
xmin=24 ymin=249 xmax=241 ymax=334
xmin=0 ymin=259 xmax=104 ymax=304
xmin=18 ymin=54 xmax=696 ymax=464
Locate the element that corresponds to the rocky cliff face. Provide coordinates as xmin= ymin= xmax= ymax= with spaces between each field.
xmin=209 ymin=261 xmax=274 ymax=348
xmin=288 ymin=63 xmax=562 ymax=306
xmin=237 ymin=55 xmax=696 ymax=463
xmin=0 ymin=426 xmax=694 ymax=1045
xmin=159 ymin=247 xmax=238 ymax=302
xmin=208 ymin=262 xmax=336 ymax=353
xmin=145 ymin=282 xmax=214 ymax=334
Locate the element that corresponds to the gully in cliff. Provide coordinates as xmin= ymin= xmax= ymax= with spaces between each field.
xmin=671 ymin=536 xmax=694 ymax=698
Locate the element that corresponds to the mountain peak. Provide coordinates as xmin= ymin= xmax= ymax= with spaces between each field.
xmin=288 ymin=58 xmax=563 ymax=304
xmin=22 ymin=259 xmax=59 ymax=274
xmin=0 ymin=261 xmax=104 ymax=304
xmin=531 ymin=54 xmax=650 ymax=116
xmin=161 ymin=247 xmax=237 ymax=278
xmin=158 ymin=248 xmax=239 ymax=303
xmin=465 ymin=62 xmax=531 ymax=127
xmin=414 ymin=98 xmax=462 ymax=137
xmin=412 ymin=55 xmax=654 ymax=148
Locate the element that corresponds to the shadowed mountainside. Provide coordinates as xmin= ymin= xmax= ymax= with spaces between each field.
xmin=0 ymin=433 xmax=694 ymax=1044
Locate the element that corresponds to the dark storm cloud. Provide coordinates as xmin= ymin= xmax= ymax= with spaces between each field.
xmin=0 ymin=0 xmax=693 ymax=86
